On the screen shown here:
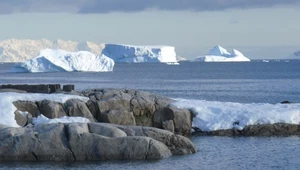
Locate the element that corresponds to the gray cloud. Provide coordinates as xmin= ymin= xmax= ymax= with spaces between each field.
xmin=0 ymin=0 xmax=299 ymax=14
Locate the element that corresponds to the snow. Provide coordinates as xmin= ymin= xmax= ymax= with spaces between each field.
xmin=9 ymin=49 xmax=115 ymax=73
xmin=195 ymin=45 xmax=251 ymax=62
xmin=172 ymin=99 xmax=300 ymax=131
xmin=0 ymin=92 xmax=89 ymax=127
xmin=101 ymin=44 xmax=178 ymax=63
xmin=32 ymin=115 xmax=90 ymax=125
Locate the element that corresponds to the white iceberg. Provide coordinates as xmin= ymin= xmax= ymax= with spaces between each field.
xmin=101 ymin=44 xmax=178 ymax=63
xmin=9 ymin=49 xmax=115 ymax=73
xmin=195 ymin=45 xmax=250 ymax=62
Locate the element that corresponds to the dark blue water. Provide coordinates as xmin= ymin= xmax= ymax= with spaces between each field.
xmin=1 ymin=61 xmax=300 ymax=103
xmin=1 ymin=61 xmax=300 ymax=169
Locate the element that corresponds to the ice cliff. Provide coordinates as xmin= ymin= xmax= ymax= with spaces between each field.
xmin=195 ymin=45 xmax=250 ymax=62
xmin=101 ymin=44 xmax=178 ymax=63
xmin=9 ymin=49 xmax=114 ymax=72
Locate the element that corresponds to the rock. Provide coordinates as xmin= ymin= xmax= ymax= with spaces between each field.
xmin=88 ymin=123 xmax=127 ymax=137
xmin=13 ymin=101 xmax=39 ymax=117
xmin=14 ymin=111 xmax=28 ymax=127
xmin=99 ymin=110 xmax=136 ymax=125
xmin=111 ymin=124 xmax=197 ymax=155
xmin=0 ymin=124 xmax=74 ymax=161
xmin=96 ymin=91 xmax=131 ymax=114
xmin=81 ymin=89 xmax=192 ymax=135
xmin=192 ymin=123 xmax=300 ymax=137
xmin=162 ymin=120 xmax=175 ymax=133
xmin=0 ymin=123 xmax=196 ymax=161
xmin=154 ymin=106 xmax=192 ymax=135
xmin=86 ymin=99 xmax=99 ymax=120
xmin=65 ymin=99 xmax=96 ymax=122
xmin=280 ymin=101 xmax=291 ymax=104
xmin=242 ymin=123 xmax=300 ymax=136
xmin=37 ymin=100 xmax=67 ymax=118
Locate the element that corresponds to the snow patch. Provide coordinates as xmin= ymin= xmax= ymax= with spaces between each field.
xmin=102 ymin=44 xmax=177 ymax=63
xmin=9 ymin=49 xmax=115 ymax=73
xmin=195 ymin=45 xmax=250 ymax=62
xmin=32 ymin=114 xmax=90 ymax=125
xmin=0 ymin=92 xmax=89 ymax=127
xmin=172 ymin=99 xmax=300 ymax=131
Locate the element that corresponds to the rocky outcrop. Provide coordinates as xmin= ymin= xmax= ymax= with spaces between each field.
xmin=12 ymin=89 xmax=192 ymax=136
xmin=82 ymin=89 xmax=192 ymax=135
xmin=0 ymin=123 xmax=196 ymax=161
xmin=192 ymin=123 xmax=300 ymax=137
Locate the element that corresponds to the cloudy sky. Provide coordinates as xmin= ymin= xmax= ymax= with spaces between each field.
xmin=0 ymin=0 xmax=299 ymax=59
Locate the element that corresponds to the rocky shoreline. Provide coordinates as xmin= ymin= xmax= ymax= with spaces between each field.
xmin=1 ymin=87 xmax=300 ymax=161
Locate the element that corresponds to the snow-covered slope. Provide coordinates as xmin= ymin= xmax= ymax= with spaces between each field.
xmin=0 ymin=39 xmax=105 ymax=62
xmin=195 ymin=45 xmax=250 ymax=62
xmin=102 ymin=44 xmax=178 ymax=63
xmin=9 ymin=49 xmax=114 ymax=72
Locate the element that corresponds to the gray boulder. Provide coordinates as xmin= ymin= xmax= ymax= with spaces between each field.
xmin=99 ymin=110 xmax=136 ymax=125
xmin=65 ymin=99 xmax=96 ymax=122
xmin=37 ymin=100 xmax=67 ymax=118
xmin=13 ymin=101 xmax=39 ymax=117
xmin=14 ymin=111 xmax=30 ymax=127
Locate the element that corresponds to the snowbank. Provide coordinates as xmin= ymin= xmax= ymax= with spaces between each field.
xmin=32 ymin=115 xmax=90 ymax=125
xmin=0 ymin=92 xmax=89 ymax=127
xmin=9 ymin=49 xmax=115 ymax=73
xmin=172 ymin=99 xmax=300 ymax=131
xmin=101 ymin=44 xmax=178 ymax=63
xmin=195 ymin=45 xmax=250 ymax=62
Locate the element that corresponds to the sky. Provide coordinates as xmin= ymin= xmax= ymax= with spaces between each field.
xmin=0 ymin=0 xmax=299 ymax=59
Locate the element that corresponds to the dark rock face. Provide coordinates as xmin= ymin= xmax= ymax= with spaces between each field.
xmin=192 ymin=123 xmax=300 ymax=137
xmin=12 ymin=89 xmax=193 ymax=135
xmin=0 ymin=123 xmax=196 ymax=161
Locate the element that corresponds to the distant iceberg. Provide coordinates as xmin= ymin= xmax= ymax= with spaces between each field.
xmin=195 ymin=45 xmax=250 ymax=62
xmin=9 ymin=49 xmax=115 ymax=73
xmin=288 ymin=50 xmax=300 ymax=59
xmin=101 ymin=44 xmax=178 ymax=63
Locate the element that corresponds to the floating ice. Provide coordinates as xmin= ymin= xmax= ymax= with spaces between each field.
xmin=102 ymin=44 xmax=178 ymax=63
xmin=9 ymin=49 xmax=115 ymax=72
xmin=195 ymin=45 xmax=250 ymax=62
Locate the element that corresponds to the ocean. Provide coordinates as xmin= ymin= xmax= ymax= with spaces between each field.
xmin=0 ymin=60 xmax=300 ymax=169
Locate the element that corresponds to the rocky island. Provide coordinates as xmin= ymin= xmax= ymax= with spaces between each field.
xmin=0 ymin=86 xmax=196 ymax=161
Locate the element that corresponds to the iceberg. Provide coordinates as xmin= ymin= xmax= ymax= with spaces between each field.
xmin=9 ymin=49 xmax=115 ymax=72
xmin=288 ymin=50 xmax=300 ymax=58
xmin=101 ymin=44 xmax=178 ymax=63
xmin=195 ymin=45 xmax=250 ymax=62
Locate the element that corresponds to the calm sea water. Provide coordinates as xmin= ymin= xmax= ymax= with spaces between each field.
xmin=1 ymin=60 xmax=300 ymax=169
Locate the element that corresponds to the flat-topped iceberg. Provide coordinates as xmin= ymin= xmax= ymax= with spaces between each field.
xmin=195 ymin=45 xmax=250 ymax=62
xmin=101 ymin=44 xmax=178 ymax=63
xmin=9 ymin=49 xmax=115 ymax=73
